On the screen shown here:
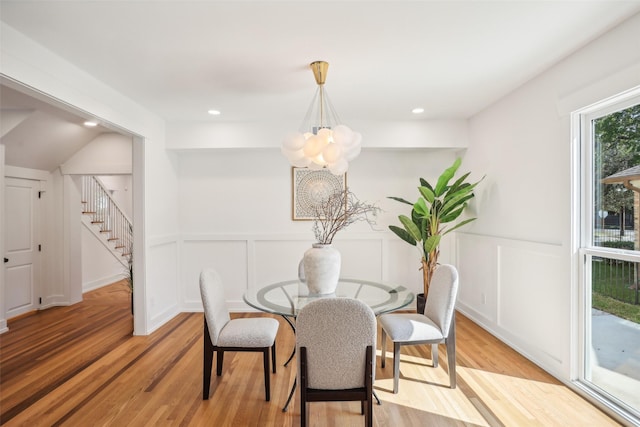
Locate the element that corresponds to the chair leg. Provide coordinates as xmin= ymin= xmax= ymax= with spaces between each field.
xmin=365 ymin=345 xmax=373 ymax=427
xmin=393 ymin=342 xmax=401 ymax=394
xmin=447 ymin=319 xmax=457 ymax=389
xmin=271 ymin=341 xmax=277 ymax=373
xmin=216 ymin=349 xmax=224 ymax=376
xmin=203 ymin=321 xmax=214 ymax=400
xmin=300 ymin=347 xmax=308 ymax=427
xmin=381 ymin=328 xmax=387 ymax=368
xmin=432 ymin=343 xmax=439 ymax=368
xmin=301 ymin=401 xmax=308 ymax=427
xmin=263 ymin=347 xmax=271 ymax=401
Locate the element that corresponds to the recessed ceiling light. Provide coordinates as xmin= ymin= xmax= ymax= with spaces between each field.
xmin=412 ymin=108 xmax=425 ymax=114
xmin=84 ymin=121 xmax=98 ymax=127
xmin=208 ymin=109 xmax=221 ymax=116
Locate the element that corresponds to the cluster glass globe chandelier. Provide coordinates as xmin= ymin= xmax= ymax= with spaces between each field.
xmin=281 ymin=61 xmax=362 ymax=175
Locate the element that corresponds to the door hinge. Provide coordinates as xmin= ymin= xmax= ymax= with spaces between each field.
xmin=38 ymin=191 xmax=42 ymax=199
xmin=39 ymin=244 xmax=42 ymax=252
xmin=39 ymin=297 xmax=42 ymax=304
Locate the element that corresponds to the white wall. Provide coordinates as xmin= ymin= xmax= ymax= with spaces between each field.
xmin=166 ymin=119 xmax=469 ymax=150
xmin=61 ymin=133 xmax=133 ymax=176
xmin=98 ymin=175 xmax=133 ymax=219
xmin=81 ymin=222 xmax=124 ymax=292
xmin=460 ymin=12 xmax=640 ymax=387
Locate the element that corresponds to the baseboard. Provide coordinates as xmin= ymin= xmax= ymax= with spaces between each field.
xmin=146 ymin=304 xmax=180 ymax=335
xmin=83 ymin=274 xmax=124 ymax=293
xmin=6 ymin=309 xmax=38 ymax=322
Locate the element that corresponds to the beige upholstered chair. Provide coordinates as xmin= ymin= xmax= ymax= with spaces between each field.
xmin=379 ymin=264 xmax=459 ymax=393
xmin=200 ymin=268 xmax=279 ymax=401
xmin=296 ymin=298 xmax=377 ymax=427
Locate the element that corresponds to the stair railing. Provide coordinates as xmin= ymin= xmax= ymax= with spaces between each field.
xmin=81 ymin=176 xmax=133 ymax=261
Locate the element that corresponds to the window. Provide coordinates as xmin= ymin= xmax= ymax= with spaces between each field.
xmin=577 ymin=91 xmax=640 ymax=422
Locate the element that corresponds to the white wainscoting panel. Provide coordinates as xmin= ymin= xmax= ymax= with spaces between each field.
xmin=456 ymin=233 xmax=568 ymax=376
xmin=147 ymin=239 xmax=180 ymax=333
xmin=457 ymin=233 xmax=497 ymax=322
xmin=497 ymin=241 xmax=566 ymax=365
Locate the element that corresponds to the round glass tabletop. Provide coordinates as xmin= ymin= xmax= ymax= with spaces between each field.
xmin=243 ymin=278 xmax=415 ymax=317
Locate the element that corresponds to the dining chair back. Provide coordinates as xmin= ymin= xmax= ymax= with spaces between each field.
xmin=296 ymin=297 xmax=377 ymax=427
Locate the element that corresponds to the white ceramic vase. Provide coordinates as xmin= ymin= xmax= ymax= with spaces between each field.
xmin=302 ymin=243 xmax=341 ymax=294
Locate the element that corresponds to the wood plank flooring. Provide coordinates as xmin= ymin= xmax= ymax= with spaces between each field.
xmin=0 ymin=282 xmax=620 ymax=426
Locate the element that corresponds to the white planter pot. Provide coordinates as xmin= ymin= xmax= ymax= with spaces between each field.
xmin=302 ymin=243 xmax=341 ymax=295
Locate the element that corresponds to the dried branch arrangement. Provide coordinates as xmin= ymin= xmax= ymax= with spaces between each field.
xmin=312 ymin=188 xmax=380 ymax=244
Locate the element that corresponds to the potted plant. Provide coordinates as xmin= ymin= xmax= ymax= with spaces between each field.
xmin=388 ymin=158 xmax=483 ymax=312
xmin=124 ymin=252 xmax=133 ymax=314
xmin=302 ymin=187 xmax=380 ymax=294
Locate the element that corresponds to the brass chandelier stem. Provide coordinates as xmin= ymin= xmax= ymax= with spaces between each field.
xmin=310 ymin=61 xmax=329 ymax=129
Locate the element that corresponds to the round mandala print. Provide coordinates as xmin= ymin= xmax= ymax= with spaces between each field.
xmin=295 ymin=170 xmax=344 ymax=219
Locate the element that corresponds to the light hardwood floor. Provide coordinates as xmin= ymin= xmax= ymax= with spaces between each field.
xmin=0 ymin=282 xmax=620 ymax=426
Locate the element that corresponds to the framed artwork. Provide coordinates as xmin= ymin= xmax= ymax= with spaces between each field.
xmin=292 ymin=168 xmax=347 ymax=221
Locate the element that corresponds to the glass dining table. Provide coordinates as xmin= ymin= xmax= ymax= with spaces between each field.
xmin=243 ymin=278 xmax=415 ymax=411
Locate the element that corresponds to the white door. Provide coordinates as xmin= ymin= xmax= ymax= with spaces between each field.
xmin=4 ymin=177 xmax=40 ymax=318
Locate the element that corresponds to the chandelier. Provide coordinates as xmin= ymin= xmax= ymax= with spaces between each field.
xmin=281 ymin=61 xmax=362 ymax=175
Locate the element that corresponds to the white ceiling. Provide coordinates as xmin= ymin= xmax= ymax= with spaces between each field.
xmin=0 ymin=84 xmax=110 ymax=171
xmin=1 ymin=1 xmax=640 ymax=170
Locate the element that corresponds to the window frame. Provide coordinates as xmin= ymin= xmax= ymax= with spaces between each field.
xmin=572 ymin=87 xmax=640 ymax=423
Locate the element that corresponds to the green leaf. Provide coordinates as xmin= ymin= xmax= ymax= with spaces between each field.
xmin=442 ymin=218 xmax=477 ymax=235
xmin=411 ymin=209 xmax=422 ymax=226
xmin=446 ymin=175 xmax=484 ymax=204
xmin=419 ymin=178 xmax=434 ymax=194
xmin=446 ymin=172 xmax=471 ymax=197
xmin=423 ymin=234 xmax=441 ymax=254
xmin=440 ymin=182 xmax=478 ymax=216
xmin=440 ymin=193 xmax=475 ymax=218
xmin=387 ymin=196 xmax=414 ymax=206
xmin=399 ymin=215 xmax=422 ymax=242
xmin=413 ymin=198 xmax=429 ymax=217
xmin=419 ymin=216 xmax=429 ymax=240
xmin=434 ymin=158 xmax=461 ymax=196
xmin=428 ymin=198 xmax=444 ymax=219
xmin=389 ymin=225 xmax=417 ymax=246
xmin=418 ymin=186 xmax=435 ymax=204
xmin=440 ymin=204 xmax=467 ymax=223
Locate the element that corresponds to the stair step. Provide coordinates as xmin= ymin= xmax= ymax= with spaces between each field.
xmin=82 ymin=211 xmax=96 ymax=215
xmin=115 ymin=245 xmax=125 ymax=249
xmin=91 ymin=221 xmax=104 ymax=224
xmin=100 ymin=230 xmax=112 ymax=233
xmin=121 ymin=252 xmax=131 ymax=257
xmin=107 ymin=238 xmax=120 ymax=241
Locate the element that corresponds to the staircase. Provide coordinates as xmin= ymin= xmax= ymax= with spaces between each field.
xmin=81 ymin=175 xmax=133 ymax=268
